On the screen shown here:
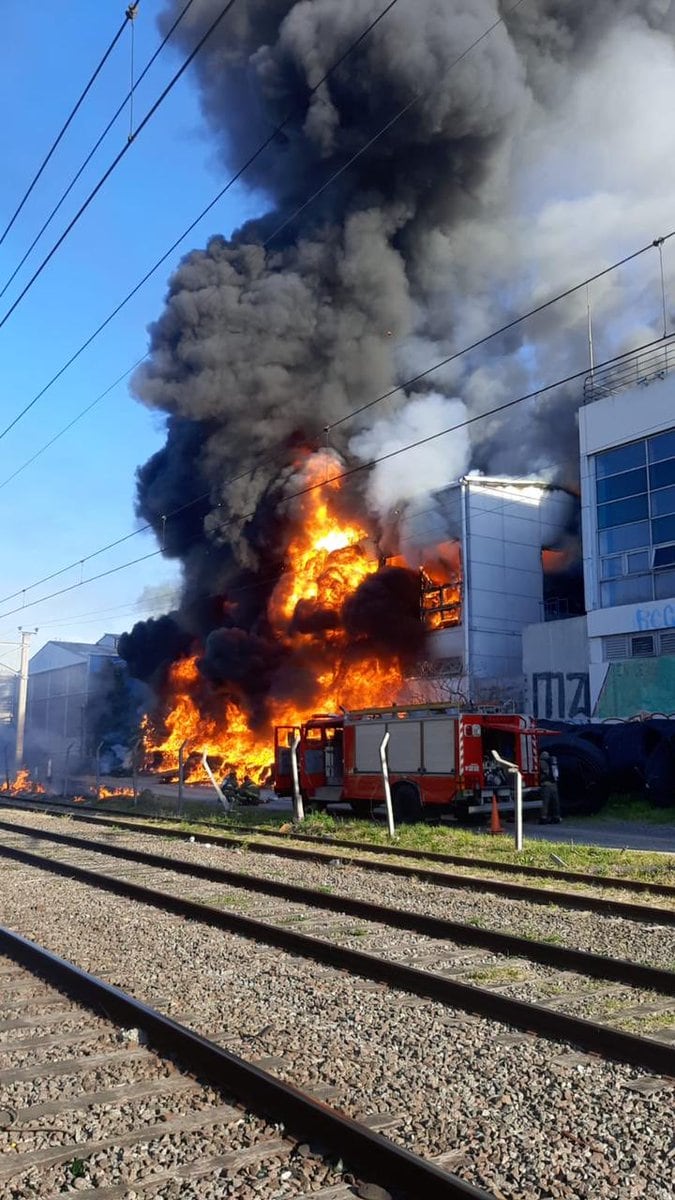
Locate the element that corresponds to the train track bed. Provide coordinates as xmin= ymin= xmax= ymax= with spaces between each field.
xmin=1 ymin=819 xmax=673 ymax=1041
xmin=0 ymin=957 xmax=360 ymax=1200
xmin=4 ymin=797 xmax=673 ymax=910
xmin=0 ymin=816 xmax=673 ymax=1198
xmin=3 ymin=809 xmax=672 ymax=972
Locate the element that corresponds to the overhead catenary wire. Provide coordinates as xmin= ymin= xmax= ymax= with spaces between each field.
xmin=0 ymin=214 xmax=672 ymax=605
xmin=0 ymin=7 xmax=133 ymax=251
xmin=0 ymin=356 xmax=148 ymax=492
xmin=0 ymin=332 xmax=667 ymax=624
xmin=0 ymin=0 xmax=414 ymax=445
xmin=0 ymin=0 xmax=665 ymax=482
xmin=2 ymin=211 xmax=672 ymax=502
xmin=0 ymin=0 xmax=240 ymax=338
xmin=0 ymin=0 xmax=199 ymax=304
xmin=263 ymin=0 xmax=526 ymax=250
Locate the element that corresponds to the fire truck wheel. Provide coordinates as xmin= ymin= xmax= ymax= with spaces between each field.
xmin=392 ymin=782 xmax=423 ymax=824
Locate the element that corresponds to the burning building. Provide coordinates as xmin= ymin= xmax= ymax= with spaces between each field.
xmin=118 ymin=1 xmax=675 ymax=777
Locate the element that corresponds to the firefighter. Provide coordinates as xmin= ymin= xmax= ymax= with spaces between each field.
xmin=539 ymin=751 xmax=561 ymax=824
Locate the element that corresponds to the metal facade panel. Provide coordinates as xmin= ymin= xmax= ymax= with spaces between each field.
xmin=354 ymin=722 xmax=386 ymax=772
xmin=386 ymin=721 xmax=421 ymax=773
xmin=422 ymin=719 xmax=455 ymax=774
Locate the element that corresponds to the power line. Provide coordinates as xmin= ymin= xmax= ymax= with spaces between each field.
xmin=3 ymin=212 xmax=672 ymax=511
xmin=0 ymin=0 xmax=240 ymax=337
xmin=0 ymin=550 xmax=163 ymax=623
xmin=0 ymin=0 xmax=198 ymax=304
xmin=0 ymin=7 xmax=133 ymax=250
xmin=264 ymin=0 xmax=526 ymax=249
xmin=327 ymin=238 xmax=674 ymax=430
xmin=0 ymin=0 xmax=403 ymax=445
xmin=0 ymin=211 xmax=670 ymax=604
xmin=0 ymin=356 xmax=147 ymax=492
xmin=0 ymin=332 xmax=666 ymax=624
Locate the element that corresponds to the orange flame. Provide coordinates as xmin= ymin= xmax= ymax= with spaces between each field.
xmin=1 ymin=767 xmax=45 ymax=795
xmin=144 ymin=452 xmax=405 ymax=781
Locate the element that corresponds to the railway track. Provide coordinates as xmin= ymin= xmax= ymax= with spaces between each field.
xmin=0 ymin=813 xmax=673 ymax=1075
xmin=0 ymin=810 xmax=672 ymax=1198
xmin=1 ymin=797 xmax=673 ymax=922
xmin=0 ymin=928 xmax=487 ymax=1200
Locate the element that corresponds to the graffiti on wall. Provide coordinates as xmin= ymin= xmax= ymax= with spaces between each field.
xmin=531 ymin=672 xmax=591 ymax=720
xmin=635 ymin=603 xmax=675 ymax=631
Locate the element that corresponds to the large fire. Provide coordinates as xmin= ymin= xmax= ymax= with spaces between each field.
xmin=144 ymin=455 xmax=405 ymax=782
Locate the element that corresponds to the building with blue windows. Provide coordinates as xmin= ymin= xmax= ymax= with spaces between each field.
xmin=578 ymin=354 xmax=675 ymax=715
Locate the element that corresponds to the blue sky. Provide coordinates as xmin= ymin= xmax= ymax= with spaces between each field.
xmin=0 ymin=1 xmax=263 ymax=665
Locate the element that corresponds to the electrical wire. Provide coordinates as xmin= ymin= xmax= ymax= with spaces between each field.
xmin=0 ymin=0 xmax=402 ymax=444
xmin=0 ymin=0 xmax=198 ymax=304
xmin=0 ymin=356 xmax=148 ymax=491
xmin=0 ymin=332 xmax=666 ymax=624
xmin=263 ymin=0 xmax=526 ymax=249
xmin=0 ymin=0 xmax=240 ymax=337
xmin=0 ymin=8 xmax=132 ymax=250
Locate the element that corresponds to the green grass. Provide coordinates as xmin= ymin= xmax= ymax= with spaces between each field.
xmin=62 ymin=788 xmax=675 ymax=887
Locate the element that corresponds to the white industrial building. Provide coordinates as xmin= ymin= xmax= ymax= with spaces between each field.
xmin=524 ymin=340 xmax=675 ymax=719
xmin=412 ymin=476 xmax=573 ymax=707
xmin=25 ymin=634 xmax=122 ymax=769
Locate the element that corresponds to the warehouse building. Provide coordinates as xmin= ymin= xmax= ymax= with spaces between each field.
xmin=25 ymin=634 xmax=122 ymax=770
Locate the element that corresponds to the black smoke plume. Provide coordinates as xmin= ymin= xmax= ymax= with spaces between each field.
xmin=121 ymin=0 xmax=675 ymax=722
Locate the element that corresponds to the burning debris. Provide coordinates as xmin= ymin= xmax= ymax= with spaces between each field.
xmin=131 ymin=453 xmax=424 ymax=781
xmin=1 ymin=768 xmax=45 ymax=796
xmin=119 ymin=1 xmax=675 ymax=777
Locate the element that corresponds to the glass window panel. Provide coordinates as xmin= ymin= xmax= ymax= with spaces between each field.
xmin=654 ymin=544 xmax=675 ymax=568
xmin=648 ymin=430 xmax=675 ymax=463
xmin=599 ymin=521 xmax=649 ymax=554
xmin=600 ymin=556 xmax=623 ymax=580
xmin=649 ymin=458 xmax=675 ymax=490
xmin=597 ymin=494 xmax=649 ymax=529
xmin=654 ymin=568 xmax=675 ymax=599
xmin=627 ymin=550 xmax=649 ymax=573
xmin=652 ymin=514 xmax=675 ymax=545
xmin=596 ymin=468 xmax=647 ymax=504
xmin=595 ymin=442 xmax=645 ymax=478
xmin=600 ymin=575 xmax=652 ymax=607
xmin=651 ymin=483 xmax=675 ymax=517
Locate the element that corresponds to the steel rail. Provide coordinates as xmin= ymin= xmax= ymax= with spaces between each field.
xmin=4 ymin=794 xmax=673 ymax=901
xmin=0 ymin=815 xmax=672 ymax=997
xmin=225 ymin=823 xmax=675 ymax=900
xmin=0 ymin=925 xmax=489 ymax=1200
xmin=0 ymin=840 xmax=672 ymax=1076
xmin=1 ymin=799 xmax=671 ymax=925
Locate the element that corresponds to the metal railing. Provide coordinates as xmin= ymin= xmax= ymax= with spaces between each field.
xmin=584 ymin=337 xmax=675 ymax=403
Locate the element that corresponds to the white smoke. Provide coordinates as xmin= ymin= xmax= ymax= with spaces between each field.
xmin=348 ymin=392 xmax=471 ymax=518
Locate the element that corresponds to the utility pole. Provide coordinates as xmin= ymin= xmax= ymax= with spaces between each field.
xmin=15 ymin=627 xmax=37 ymax=770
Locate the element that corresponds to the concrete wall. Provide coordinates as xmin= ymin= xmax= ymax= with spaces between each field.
xmin=522 ymin=617 xmax=590 ymax=720
xmin=465 ymin=482 xmax=572 ymax=703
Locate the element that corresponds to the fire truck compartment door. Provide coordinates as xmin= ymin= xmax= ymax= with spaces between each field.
xmin=386 ymin=721 xmax=422 ymax=773
xmin=354 ymin=722 xmax=387 ymax=772
xmin=422 ymin=718 xmax=456 ymax=774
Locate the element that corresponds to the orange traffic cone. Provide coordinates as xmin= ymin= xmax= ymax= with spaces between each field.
xmin=489 ymin=792 xmax=503 ymax=835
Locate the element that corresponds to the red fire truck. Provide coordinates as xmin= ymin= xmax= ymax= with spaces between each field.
xmin=273 ymin=704 xmax=543 ymax=822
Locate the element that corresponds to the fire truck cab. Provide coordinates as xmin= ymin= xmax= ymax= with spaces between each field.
xmin=274 ymin=704 xmax=543 ymax=822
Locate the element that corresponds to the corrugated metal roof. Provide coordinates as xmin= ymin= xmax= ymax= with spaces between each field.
xmin=51 ymin=640 xmax=119 ymax=657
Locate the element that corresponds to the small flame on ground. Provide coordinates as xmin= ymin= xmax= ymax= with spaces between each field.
xmin=0 ymin=768 xmax=45 ymax=795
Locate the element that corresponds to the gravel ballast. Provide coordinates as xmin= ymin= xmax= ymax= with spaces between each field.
xmin=0 ymin=844 xmax=672 ymax=1200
